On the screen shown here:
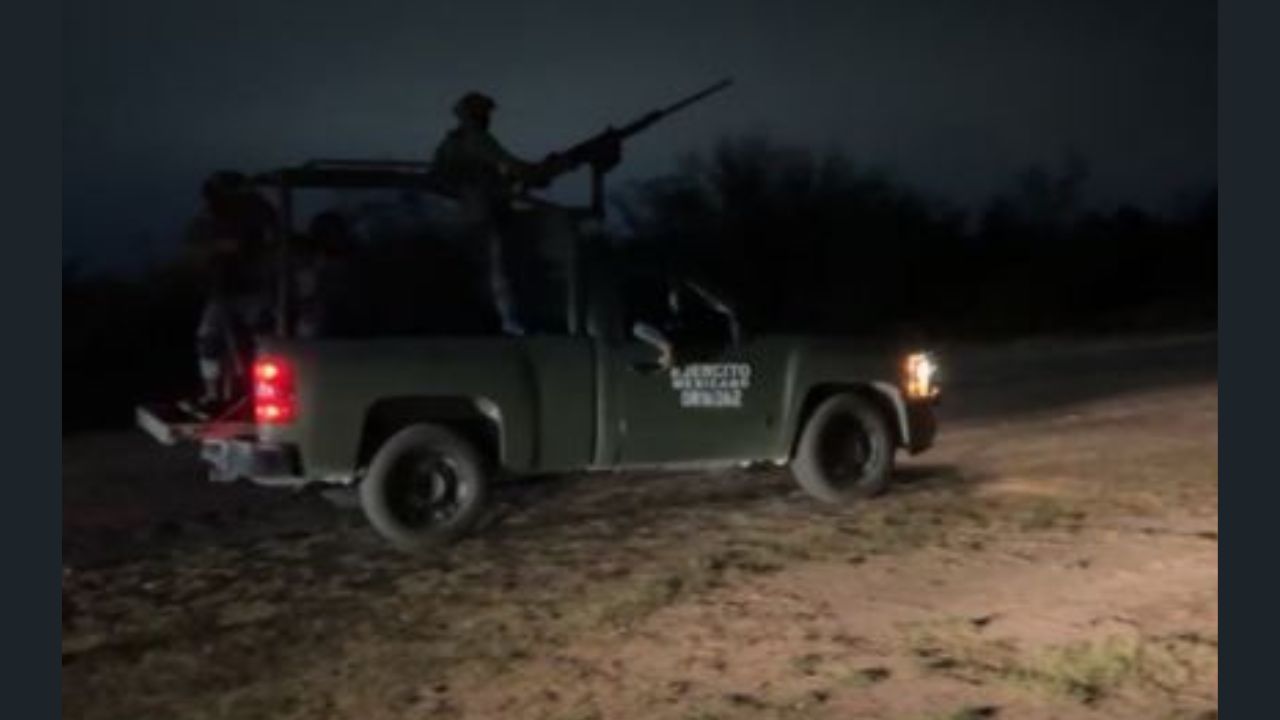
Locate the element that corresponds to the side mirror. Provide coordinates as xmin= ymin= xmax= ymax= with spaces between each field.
xmin=630 ymin=322 xmax=675 ymax=374
xmin=678 ymin=279 xmax=742 ymax=353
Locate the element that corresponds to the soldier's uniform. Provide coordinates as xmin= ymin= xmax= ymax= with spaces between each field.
xmin=431 ymin=92 xmax=539 ymax=335
xmin=187 ymin=172 xmax=277 ymax=411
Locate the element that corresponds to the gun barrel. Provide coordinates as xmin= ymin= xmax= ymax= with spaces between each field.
xmin=658 ymin=77 xmax=734 ymax=116
xmin=612 ymin=77 xmax=734 ymax=140
xmin=550 ymin=77 xmax=735 ymax=176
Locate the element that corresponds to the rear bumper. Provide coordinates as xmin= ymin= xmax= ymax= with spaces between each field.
xmin=201 ymin=438 xmax=304 ymax=487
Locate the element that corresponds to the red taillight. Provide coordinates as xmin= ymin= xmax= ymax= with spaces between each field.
xmin=253 ymin=356 xmax=296 ymax=424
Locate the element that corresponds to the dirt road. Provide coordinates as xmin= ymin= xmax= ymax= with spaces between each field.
xmin=62 ymin=335 xmax=1218 ymax=720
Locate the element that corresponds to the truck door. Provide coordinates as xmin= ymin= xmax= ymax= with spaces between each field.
xmin=608 ymin=273 xmax=787 ymax=465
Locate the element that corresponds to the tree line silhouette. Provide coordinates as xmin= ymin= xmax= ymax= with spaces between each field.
xmin=615 ymin=137 xmax=1214 ymax=339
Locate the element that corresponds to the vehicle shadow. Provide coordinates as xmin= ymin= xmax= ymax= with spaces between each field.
xmin=482 ymin=461 xmax=973 ymax=537
xmin=891 ymin=462 xmax=984 ymax=494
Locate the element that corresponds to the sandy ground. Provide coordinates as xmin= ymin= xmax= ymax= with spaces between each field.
xmin=61 ymin=335 xmax=1218 ymax=720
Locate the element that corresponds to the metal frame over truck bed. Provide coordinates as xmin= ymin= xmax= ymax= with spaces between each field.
xmin=135 ymin=157 xmax=597 ymax=452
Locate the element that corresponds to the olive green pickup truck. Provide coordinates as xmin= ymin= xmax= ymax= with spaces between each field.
xmin=137 ymin=163 xmax=940 ymax=553
xmin=141 ymin=254 xmax=939 ymax=552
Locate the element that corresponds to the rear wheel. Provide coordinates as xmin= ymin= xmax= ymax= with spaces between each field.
xmin=791 ymin=393 xmax=894 ymax=504
xmin=359 ymin=423 xmax=490 ymax=552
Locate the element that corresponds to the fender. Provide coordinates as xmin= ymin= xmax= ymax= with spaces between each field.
xmin=868 ymin=380 xmax=915 ymax=448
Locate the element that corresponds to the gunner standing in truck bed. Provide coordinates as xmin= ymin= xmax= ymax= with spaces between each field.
xmin=431 ymin=92 xmax=566 ymax=336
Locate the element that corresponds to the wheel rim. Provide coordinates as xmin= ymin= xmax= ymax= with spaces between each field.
xmin=386 ymin=450 xmax=469 ymax=529
xmin=817 ymin=412 xmax=875 ymax=488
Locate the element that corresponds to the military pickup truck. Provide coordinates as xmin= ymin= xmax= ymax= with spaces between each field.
xmin=139 ymin=149 xmax=939 ymax=552
xmin=141 ymin=228 xmax=939 ymax=553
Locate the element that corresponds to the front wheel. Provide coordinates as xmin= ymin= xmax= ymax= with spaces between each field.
xmin=791 ymin=393 xmax=895 ymax=504
xmin=359 ymin=423 xmax=491 ymax=552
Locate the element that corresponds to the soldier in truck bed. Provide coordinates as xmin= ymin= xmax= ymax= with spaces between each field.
xmin=431 ymin=92 xmax=568 ymax=335
xmin=184 ymin=170 xmax=278 ymax=416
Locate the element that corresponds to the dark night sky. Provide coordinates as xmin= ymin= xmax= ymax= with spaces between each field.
xmin=64 ymin=0 xmax=1215 ymax=271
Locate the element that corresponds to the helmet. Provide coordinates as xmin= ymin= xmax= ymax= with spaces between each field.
xmin=453 ymin=91 xmax=496 ymax=122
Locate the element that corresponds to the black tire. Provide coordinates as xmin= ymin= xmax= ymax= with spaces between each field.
xmin=791 ymin=393 xmax=895 ymax=504
xmin=359 ymin=423 xmax=491 ymax=552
